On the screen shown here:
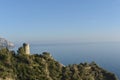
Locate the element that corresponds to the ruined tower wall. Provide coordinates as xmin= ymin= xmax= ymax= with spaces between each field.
xmin=23 ymin=43 xmax=30 ymax=55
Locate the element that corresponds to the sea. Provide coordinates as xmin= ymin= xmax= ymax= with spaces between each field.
xmin=15 ymin=42 xmax=120 ymax=79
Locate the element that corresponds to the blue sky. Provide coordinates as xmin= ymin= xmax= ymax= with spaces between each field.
xmin=0 ymin=0 xmax=120 ymax=44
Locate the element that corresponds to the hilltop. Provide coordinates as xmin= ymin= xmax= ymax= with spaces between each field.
xmin=0 ymin=44 xmax=118 ymax=80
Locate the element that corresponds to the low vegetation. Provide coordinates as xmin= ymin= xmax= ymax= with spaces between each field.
xmin=0 ymin=48 xmax=118 ymax=80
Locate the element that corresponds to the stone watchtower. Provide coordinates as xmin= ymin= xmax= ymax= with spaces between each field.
xmin=23 ymin=43 xmax=30 ymax=55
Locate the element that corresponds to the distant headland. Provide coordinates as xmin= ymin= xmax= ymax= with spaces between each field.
xmin=0 ymin=37 xmax=14 ymax=48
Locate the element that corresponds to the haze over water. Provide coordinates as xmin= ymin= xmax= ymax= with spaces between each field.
xmin=15 ymin=42 xmax=120 ymax=79
xmin=0 ymin=0 xmax=120 ymax=79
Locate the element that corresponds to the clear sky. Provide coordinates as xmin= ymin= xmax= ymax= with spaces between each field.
xmin=0 ymin=0 xmax=120 ymax=44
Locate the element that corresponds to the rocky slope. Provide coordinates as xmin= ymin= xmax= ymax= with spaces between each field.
xmin=0 ymin=48 xmax=118 ymax=80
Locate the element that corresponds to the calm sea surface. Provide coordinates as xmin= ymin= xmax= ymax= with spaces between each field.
xmin=15 ymin=42 xmax=120 ymax=79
